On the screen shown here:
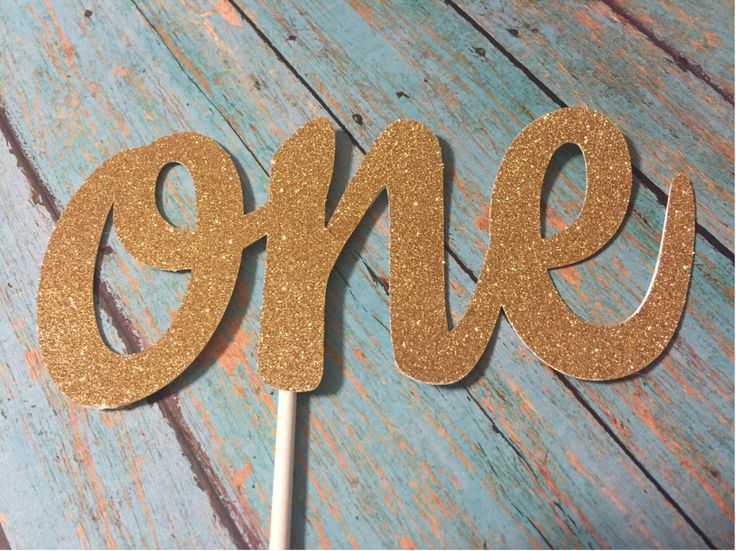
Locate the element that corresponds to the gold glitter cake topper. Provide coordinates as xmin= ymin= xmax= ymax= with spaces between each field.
xmin=37 ymin=107 xmax=695 ymax=408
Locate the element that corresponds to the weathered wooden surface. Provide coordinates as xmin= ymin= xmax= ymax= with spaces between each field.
xmin=608 ymin=0 xmax=734 ymax=100
xmin=449 ymin=0 xmax=734 ymax=254
xmin=0 ymin=0 xmax=732 ymax=548
xmin=0 ymin=134 xmax=238 ymax=548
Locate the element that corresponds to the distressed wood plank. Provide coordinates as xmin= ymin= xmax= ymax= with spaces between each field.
xmin=608 ymin=0 xmax=733 ymax=100
xmin=0 ymin=132 xmax=237 ymax=548
xmin=0 ymin=1 xmax=720 ymax=548
xmin=452 ymin=0 xmax=734 ymax=251
xmin=0 ymin=0 xmax=730 ymax=548
xmin=149 ymin=0 xmax=733 ymax=545
xmin=0 ymin=2 xmax=270 ymax=547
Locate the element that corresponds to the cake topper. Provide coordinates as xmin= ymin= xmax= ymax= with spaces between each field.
xmin=36 ymin=106 xmax=695 ymax=548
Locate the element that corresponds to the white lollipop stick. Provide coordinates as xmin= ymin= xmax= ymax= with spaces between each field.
xmin=269 ymin=390 xmax=297 ymax=550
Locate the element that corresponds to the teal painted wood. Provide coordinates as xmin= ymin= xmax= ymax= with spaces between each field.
xmin=1 ymin=2 xmax=705 ymax=547
xmin=0 ymin=0 xmax=731 ymax=548
xmin=0 ymin=144 xmax=237 ymax=547
xmin=0 ymin=2 xmax=271 ymax=547
xmin=202 ymin=0 xmax=733 ymax=545
xmin=453 ymin=0 xmax=734 ymax=252
xmin=611 ymin=0 xmax=734 ymax=100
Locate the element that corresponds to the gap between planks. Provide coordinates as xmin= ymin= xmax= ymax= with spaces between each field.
xmin=0 ymin=105 xmax=258 ymax=550
xmin=445 ymin=0 xmax=734 ymax=264
xmin=216 ymin=1 xmax=725 ymax=546
xmin=3 ymin=0 xmax=730 ymax=547
xmin=598 ymin=0 xmax=733 ymax=105
xmin=137 ymin=0 xmax=727 ymax=546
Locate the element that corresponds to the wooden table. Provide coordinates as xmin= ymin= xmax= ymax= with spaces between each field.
xmin=0 ymin=1 xmax=732 ymax=548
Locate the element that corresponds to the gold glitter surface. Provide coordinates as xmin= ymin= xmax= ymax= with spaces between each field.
xmin=37 ymin=133 xmax=246 ymax=408
xmin=37 ymin=107 xmax=695 ymax=407
xmin=486 ymin=108 xmax=694 ymax=380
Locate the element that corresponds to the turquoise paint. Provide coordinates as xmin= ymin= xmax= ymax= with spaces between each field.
xmin=0 ymin=0 xmax=731 ymax=547
xmin=457 ymin=0 xmax=734 ymax=250
xmin=0 ymin=147 xmax=237 ymax=548
xmin=572 ymin=0 xmax=734 ymax=101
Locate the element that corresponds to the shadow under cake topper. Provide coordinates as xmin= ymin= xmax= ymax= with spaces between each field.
xmin=36 ymin=106 xmax=695 ymax=409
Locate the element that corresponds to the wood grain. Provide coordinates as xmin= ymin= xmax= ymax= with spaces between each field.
xmin=218 ymin=0 xmax=734 ymax=544
xmin=607 ymin=0 xmax=733 ymax=101
xmin=0 ymin=131 xmax=237 ymax=548
xmin=0 ymin=0 xmax=731 ymax=548
xmin=453 ymin=0 xmax=734 ymax=253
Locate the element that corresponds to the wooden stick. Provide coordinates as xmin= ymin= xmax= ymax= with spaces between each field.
xmin=269 ymin=390 xmax=297 ymax=550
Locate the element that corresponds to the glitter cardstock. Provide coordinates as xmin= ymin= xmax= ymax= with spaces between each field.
xmin=36 ymin=107 xmax=695 ymax=408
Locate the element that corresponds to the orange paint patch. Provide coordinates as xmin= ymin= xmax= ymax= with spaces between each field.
xmin=232 ymin=462 xmax=253 ymax=489
xmin=397 ymin=535 xmax=415 ymax=549
xmin=381 ymin=491 xmax=397 ymax=514
xmin=75 ymin=524 xmax=89 ymax=548
xmin=543 ymin=207 xmax=568 ymax=234
xmin=420 ymin=461 xmax=440 ymax=487
xmin=474 ymin=209 xmax=489 ymax=231
xmin=611 ymin=257 xmax=631 ymax=281
xmin=566 ymin=450 xmax=586 ymax=477
xmin=556 ymin=265 xmax=581 ymax=288
xmin=23 ymin=348 xmax=43 ymax=381
xmin=213 ymin=0 xmax=243 ymax=26
xmin=44 ymin=0 xmax=75 ymax=65
xmin=100 ymin=413 xmax=115 ymax=428
xmin=447 ymin=471 xmax=459 ymax=491
xmin=11 ymin=317 xmax=25 ymax=332
xmin=110 ymin=109 xmax=131 ymax=139
xmin=352 ymin=347 xmax=368 ymax=366
xmin=573 ymin=9 xmax=603 ymax=45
